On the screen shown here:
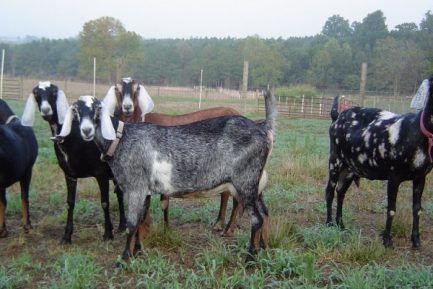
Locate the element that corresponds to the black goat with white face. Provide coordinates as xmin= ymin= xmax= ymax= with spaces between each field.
xmin=0 ymin=99 xmax=38 ymax=237
xmin=56 ymin=93 xmax=275 ymax=263
xmin=326 ymin=75 xmax=433 ymax=248
xmin=21 ymin=82 xmax=126 ymax=244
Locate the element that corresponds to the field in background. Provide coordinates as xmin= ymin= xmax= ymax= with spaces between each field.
xmin=1 ymin=81 xmax=433 ymax=288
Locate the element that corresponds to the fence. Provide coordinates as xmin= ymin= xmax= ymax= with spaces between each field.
xmin=0 ymin=78 xmax=22 ymax=100
xmin=0 ymin=77 xmax=416 ymax=119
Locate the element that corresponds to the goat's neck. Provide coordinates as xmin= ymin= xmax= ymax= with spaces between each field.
xmin=422 ymin=95 xmax=433 ymax=132
xmin=94 ymin=118 xmax=121 ymax=156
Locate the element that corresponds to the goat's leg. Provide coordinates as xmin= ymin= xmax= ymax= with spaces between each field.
xmin=335 ymin=177 xmax=353 ymax=230
xmin=121 ymin=192 xmax=149 ymax=263
xmin=0 ymin=188 xmax=7 ymax=237
xmin=257 ymin=194 xmax=269 ymax=249
xmin=96 ymin=177 xmax=114 ymax=240
xmin=411 ymin=176 xmax=425 ymax=248
xmin=325 ymin=160 xmax=339 ymax=226
xmin=160 ymin=195 xmax=169 ymax=227
xmin=221 ymin=197 xmax=239 ymax=237
xmin=61 ymin=175 xmax=77 ymax=244
xmin=382 ymin=177 xmax=400 ymax=248
xmin=135 ymin=195 xmax=152 ymax=254
xmin=213 ymin=192 xmax=230 ymax=231
xmin=246 ymin=200 xmax=264 ymax=263
xmin=114 ymin=183 xmax=127 ymax=232
xmin=19 ymin=170 xmax=33 ymax=233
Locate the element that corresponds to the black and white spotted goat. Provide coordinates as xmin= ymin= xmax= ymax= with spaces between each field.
xmin=54 ymin=91 xmax=275 ymax=262
xmin=0 ymin=99 xmax=38 ymax=237
xmin=21 ymin=82 xmax=126 ymax=243
xmin=326 ymin=75 xmax=433 ymax=248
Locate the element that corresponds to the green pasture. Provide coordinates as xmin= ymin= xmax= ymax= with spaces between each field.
xmin=2 ymin=97 xmax=433 ymax=288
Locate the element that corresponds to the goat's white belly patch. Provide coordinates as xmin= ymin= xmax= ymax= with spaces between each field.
xmin=151 ymin=158 xmax=174 ymax=193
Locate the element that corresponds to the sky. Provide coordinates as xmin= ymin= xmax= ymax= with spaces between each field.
xmin=1 ymin=0 xmax=431 ymax=40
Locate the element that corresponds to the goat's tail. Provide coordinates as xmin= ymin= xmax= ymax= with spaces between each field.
xmin=330 ymin=95 xmax=340 ymax=122
xmin=264 ymin=90 xmax=277 ymax=133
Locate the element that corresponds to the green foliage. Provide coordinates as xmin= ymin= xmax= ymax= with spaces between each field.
xmin=50 ymin=250 xmax=104 ymax=289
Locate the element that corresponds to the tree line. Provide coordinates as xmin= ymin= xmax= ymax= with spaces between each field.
xmin=1 ymin=10 xmax=432 ymax=95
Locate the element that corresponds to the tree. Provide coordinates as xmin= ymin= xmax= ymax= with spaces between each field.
xmin=372 ymin=37 xmax=425 ymax=94
xmin=241 ymin=36 xmax=285 ymax=88
xmin=322 ymin=15 xmax=352 ymax=41
xmin=352 ymin=10 xmax=389 ymax=60
xmin=78 ymin=17 xmax=127 ymax=82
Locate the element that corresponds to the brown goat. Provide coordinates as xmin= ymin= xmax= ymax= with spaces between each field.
xmin=103 ymin=78 xmax=248 ymax=240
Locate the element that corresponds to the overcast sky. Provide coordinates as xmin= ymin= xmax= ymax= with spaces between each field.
xmin=1 ymin=0 xmax=431 ymax=39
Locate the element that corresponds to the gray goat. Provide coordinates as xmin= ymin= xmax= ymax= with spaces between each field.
xmin=54 ymin=92 xmax=276 ymax=263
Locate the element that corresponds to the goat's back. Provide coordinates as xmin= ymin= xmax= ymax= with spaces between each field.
xmin=145 ymin=107 xmax=241 ymax=126
xmin=110 ymin=115 xmax=269 ymax=196
xmin=0 ymin=121 xmax=38 ymax=187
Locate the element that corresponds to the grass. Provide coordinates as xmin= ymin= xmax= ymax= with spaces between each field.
xmin=2 ymin=83 xmax=433 ymax=288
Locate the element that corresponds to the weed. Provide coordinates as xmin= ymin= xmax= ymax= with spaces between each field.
xmin=49 ymin=249 xmax=104 ymax=289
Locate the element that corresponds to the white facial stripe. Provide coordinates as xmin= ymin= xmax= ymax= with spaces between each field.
xmin=122 ymin=96 xmax=134 ymax=110
xmin=40 ymin=100 xmax=53 ymax=115
xmin=38 ymin=81 xmax=51 ymax=90
xmin=80 ymin=117 xmax=95 ymax=138
xmin=122 ymin=77 xmax=132 ymax=83
xmin=79 ymin=95 xmax=95 ymax=108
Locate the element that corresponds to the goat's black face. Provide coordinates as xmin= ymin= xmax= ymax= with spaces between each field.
xmin=33 ymin=84 xmax=58 ymax=122
xmin=74 ymin=96 xmax=100 ymax=141
xmin=116 ymin=79 xmax=138 ymax=116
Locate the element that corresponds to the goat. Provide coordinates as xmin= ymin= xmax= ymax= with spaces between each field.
xmin=21 ymin=81 xmax=126 ymax=243
xmin=103 ymin=78 xmax=263 ymax=236
xmin=55 ymin=91 xmax=275 ymax=263
xmin=0 ymin=99 xmax=38 ymax=237
xmin=326 ymin=75 xmax=433 ymax=248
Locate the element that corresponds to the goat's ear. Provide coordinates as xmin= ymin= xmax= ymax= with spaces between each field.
xmin=58 ymin=105 xmax=74 ymax=137
xmin=102 ymin=86 xmax=117 ymax=117
xmin=56 ymin=90 xmax=69 ymax=124
xmin=137 ymin=85 xmax=154 ymax=117
xmin=100 ymin=103 xmax=116 ymax=140
xmin=21 ymin=93 xmax=37 ymax=126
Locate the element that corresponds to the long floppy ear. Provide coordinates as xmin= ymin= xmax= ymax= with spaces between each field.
xmin=58 ymin=106 xmax=74 ymax=137
xmin=100 ymin=102 xmax=116 ymax=140
xmin=21 ymin=94 xmax=37 ymax=126
xmin=56 ymin=90 xmax=69 ymax=124
xmin=102 ymin=86 xmax=117 ymax=117
xmin=137 ymin=85 xmax=154 ymax=116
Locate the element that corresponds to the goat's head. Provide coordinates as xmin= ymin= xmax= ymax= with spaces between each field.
xmin=21 ymin=81 xmax=69 ymax=126
xmin=57 ymin=96 xmax=116 ymax=142
xmin=103 ymin=77 xmax=154 ymax=120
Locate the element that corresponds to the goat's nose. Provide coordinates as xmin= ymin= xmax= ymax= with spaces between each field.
xmin=123 ymin=103 xmax=132 ymax=110
xmin=82 ymin=127 xmax=92 ymax=136
xmin=41 ymin=107 xmax=51 ymax=115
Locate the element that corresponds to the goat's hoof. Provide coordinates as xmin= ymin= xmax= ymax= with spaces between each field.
xmin=103 ymin=233 xmax=114 ymax=241
xmin=0 ymin=228 xmax=8 ymax=238
xmin=325 ymin=221 xmax=335 ymax=227
xmin=115 ymin=259 xmax=128 ymax=269
xmin=117 ymin=224 xmax=127 ymax=233
xmin=221 ymin=229 xmax=235 ymax=237
xmin=411 ymin=236 xmax=421 ymax=249
xmin=382 ymin=236 xmax=394 ymax=249
xmin=60 ymin=238 xmax=72 ymax=245
xmin=23 ymin=224 xmax=33 ymax=233
xmin=213 ymin=221 xmax=224 ymax=232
